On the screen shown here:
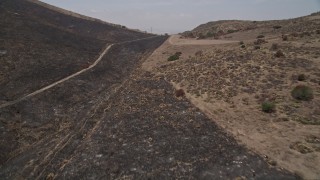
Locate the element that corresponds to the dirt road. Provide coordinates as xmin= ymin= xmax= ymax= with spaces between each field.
xmin=0 ymin=36 xmax=157 ymax=109
xmin=168 ymin=34 xmax=238 ymax=45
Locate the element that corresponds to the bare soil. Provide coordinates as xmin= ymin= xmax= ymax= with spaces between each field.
xmin=143 ymin=29 xmax=320 ymax=179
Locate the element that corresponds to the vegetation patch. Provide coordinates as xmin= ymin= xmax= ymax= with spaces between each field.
xmin=168 ymin=52 xmax=182 ymax=61
xmin=291 ymin=85 xmax=313 ymax=101
xmin=257 ymin=35 xmax=265 ymax=39
xmin=290 ymin=142 xmax=313 ymax=154
xmin=274 ymin=50 xmax=285 ymax=58
xmin=175 ymin=89 xmax=185 ymax=97
xmin=261 ymin=101 xmax=276 ymax=113
xmin=270 ymin=43 xmax=278 ymax=51
xmin=297 ymin=74 xmax=306 ymax=81
xmin=273 ymin=25 xmax=282 ymax=29
xmin=282 ymin=35 xmax=288 ymax=41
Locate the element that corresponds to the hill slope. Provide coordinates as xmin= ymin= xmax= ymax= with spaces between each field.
xmin=182 ymin=12 xmax=320 ymax=40
xmin=0 ymin=0 xmax=151 ymax=102
xmin=145 ymin=12 xmax=320 ymax=179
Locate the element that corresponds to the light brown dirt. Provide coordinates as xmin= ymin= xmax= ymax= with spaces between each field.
xmin=142 ymin=33 xmax=320 ymax=179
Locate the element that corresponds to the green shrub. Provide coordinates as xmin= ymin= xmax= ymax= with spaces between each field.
xmin=240 ymin=44 xmax=246 ymax=48
xmin=297 ymin=74 xmax=306 ymax=81
xmin=168 ymin=52 xmax=182 ymax=61
xmin=227 ymin=29 xmax=238 ymax=33
xmin=291 ymin=85 xmax=314 ymax=101
xmin=206 ymin=32 xmax=214 ymax=37
xmin=262 ymin=101 xmax=276 ymax=113
xmin=168 ymin=54 xmax=179 ymax=61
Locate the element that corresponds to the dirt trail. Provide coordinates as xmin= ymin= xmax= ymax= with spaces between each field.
xmin=0 ymin=36 xmax=157 ymax=109
xmin=168 ymin=34 xmax=238 ymax=45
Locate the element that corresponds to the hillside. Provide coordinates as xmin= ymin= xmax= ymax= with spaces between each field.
xmin=144 ymin=12 xmax=320 ymax=179
xmin=181 ymin=12 xmax=320 ymax=40
xmin=0 ymin=0 xmax=152 ymax=102
xmin=0 ymin=0 xmax=315 ymax=179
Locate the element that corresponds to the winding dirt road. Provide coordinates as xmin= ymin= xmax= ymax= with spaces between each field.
xmin=0 ymin=36 xmax=157 ymax=109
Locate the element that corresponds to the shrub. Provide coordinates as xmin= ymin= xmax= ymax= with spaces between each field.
xmin=168 ymin=54 xmax=179 ymax=61
xmin=254 ymin=46 xmax=261 ymax=50
xmin=262 ymin=101 xmax=276 ymax=113
xmin=239 ymin=41 xmax=244 ymax=45
xmin=297 ymin=74 xmax=306 ymax=81
xmin=274 ymin=50 xmax=285 ymax=58
xmin=227 ymin=29 xmax=238 ymax=33
xmin=175 ymin=89 xmax=185 ymax=97
xmin=254 ymin=38 xmax=267 ymax=45
xmin=168 ymin=52 xmax=182 ymax=61
xmin=270 ymin=43 xmax=278 ymax=51
xmin=198 ymin=33 xmax=206 ymax=39
xmin=316 ymin=30 xmax=320 ymax=34
xmin=195 ymin=50 xmax=203 ymax=57
xmin=240 ymin=44 xmax=246 ymax=48
xmin=282 ymin=35 xmax=288 ymax=41
xmin=291 ymin=85 xmax=313 ymax=101
xmin=273 ymin=25 xmax=282 ymax=29
xmin=257 ymin=35 xmax=265 ymax=39
xmin=206 ymin=32 xmax=214 ymax=37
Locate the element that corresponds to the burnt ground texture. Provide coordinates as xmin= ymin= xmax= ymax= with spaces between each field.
xmin=0 ymin=0 xmax=151 ymax=101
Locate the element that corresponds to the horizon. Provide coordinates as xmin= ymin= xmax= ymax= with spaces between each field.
xmin=40 ymin=0 xmax=320 ymax=34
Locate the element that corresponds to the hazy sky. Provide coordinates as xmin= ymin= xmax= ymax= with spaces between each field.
xmin=41 ymin=0 xmax=320 ymax=34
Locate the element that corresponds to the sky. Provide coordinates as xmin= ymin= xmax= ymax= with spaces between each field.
xmin=40 ymin=0 xmax=320 ymax=34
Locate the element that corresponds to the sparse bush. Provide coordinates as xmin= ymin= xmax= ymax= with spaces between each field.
xmin=257 ymin=35 xmax=265 ymax=39
xmin=168 ymin=52 xmax=182 ymax=61
xmin=175 ymin=52 xmax=182 ymax=56
xmin=270 ymin=43 xmax=278 ymax=51
xmin=195 ymin=50 xmax=203 ymax=57
xmin=274 ymin=50 xmax=285 ymax=58
xmin=298 ymin=74 xmax=306 ymax=81
xmin=197 ymin=33 xmax=205 ymax=39
xmin=282 ymin=35 xmax=288 ymax=41
xmin=316 ymin=30 xmax=320 ymax=34
xmin=291 ymin=85 xmax=313 ymax=101
xmin=240 ymin=44 xmax=246 ymax=48
xmin=262 ymin=101 xmax=276 ymax=113
xmin=239 ymin=41 xmax=244 ymax=45
xmin=206 ymin=32 xmax=214 ymax=37
xmin=273 ymin=25 xmax=282 ymax=29
xmin=254 ymin=38 xmax=267 ymax=45
xmin=175 ymin=89 xmax=185 ymax=97
xmin=254 ymin=46 xmax=261 ymax=50
xmin=227 ymin=29 xmax=238 ymax=33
